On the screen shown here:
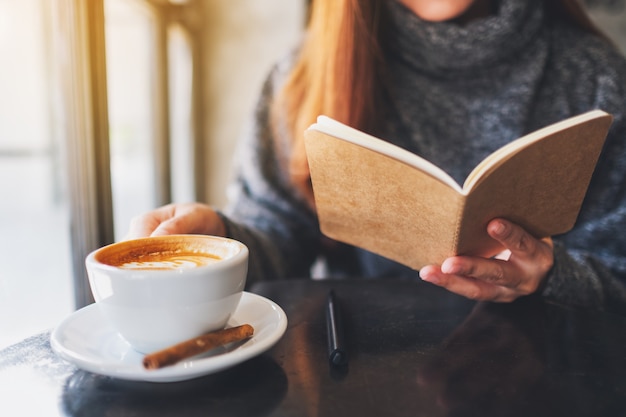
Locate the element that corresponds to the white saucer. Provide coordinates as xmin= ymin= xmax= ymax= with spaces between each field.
xmin=50 ymin=292 xmax=287 ymax=383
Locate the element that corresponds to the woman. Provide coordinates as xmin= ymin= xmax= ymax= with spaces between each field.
xmin=127 ymin=0 xmax=626 ymax=312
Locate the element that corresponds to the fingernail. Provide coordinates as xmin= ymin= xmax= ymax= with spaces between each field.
xmin=440 ymin=258 xmax=459 ymax=275
xmin=419 ymin=268 xmax=438 ymax=284
xmin=491 ymin=220 xmax=507 ymax=236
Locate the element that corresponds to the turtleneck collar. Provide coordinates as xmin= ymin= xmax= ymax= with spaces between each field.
xmin=385 ymin=0 xmax=545 ymax=74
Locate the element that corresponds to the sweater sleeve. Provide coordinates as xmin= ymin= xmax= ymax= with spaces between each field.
xmin=217 ymin=63 xmax=322 ymax=285
xmin=536 ymin=30 xmax=626 ymax=315
xmin=542 ymin=108 xmax=626 ymax=315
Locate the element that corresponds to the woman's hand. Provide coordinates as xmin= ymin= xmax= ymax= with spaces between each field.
xmin=419 ymin=218 xmax=554 ymax=302
xmin=125 ymin=202 xmax=226 ymax=240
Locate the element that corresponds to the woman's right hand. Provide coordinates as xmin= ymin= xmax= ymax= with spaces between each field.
xmin=125 ymin=202 xmax=226 ymax=240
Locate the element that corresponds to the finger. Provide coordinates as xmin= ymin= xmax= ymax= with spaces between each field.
xmin=488 ymin=219 xmax=540 ymax=260
xmin=441 ymin=255 xmax=521 ymax=289
xmin=444 ymin=250 xmax=549 ymax=301
xmin=488 ymin=218 xmax=554 ymax=284
xmin=151 ymin=203 xmax=224 ymax=237
xmin=420 ymin=264 xmax=516 ymax=302
xmin=126 ymin=214 xmax=162 ymax=240
xmin=126 ymin=205 xmax=177 ymax=239
xmin=151 ymin=216 xmax=193 ymax=236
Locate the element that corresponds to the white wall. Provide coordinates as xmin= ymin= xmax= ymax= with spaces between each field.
xmin=588 ymin=3 xmax=626 ymax=55
xmin=201 ymin=0 xmax=306 ymax=206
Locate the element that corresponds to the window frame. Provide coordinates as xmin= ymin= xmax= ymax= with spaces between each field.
xmin=54 ymin=0 xmax=204 ymax=308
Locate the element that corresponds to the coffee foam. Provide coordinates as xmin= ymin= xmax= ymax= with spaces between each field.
xmin=118 ymin=252 xmax=221 ymax=270
xmin=95 ymin=235 xmax=238 ymax=270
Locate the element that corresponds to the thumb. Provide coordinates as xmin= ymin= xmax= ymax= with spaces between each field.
xmin=151 ymin=218 xmax=188 ymax=237
xmin=487 ymin=219 xmax=533 ymax=256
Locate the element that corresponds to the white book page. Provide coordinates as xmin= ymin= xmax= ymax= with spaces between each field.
xmin=310 ymin=116 xmax=463 ymax=193
xmin=462 ymin=109 xmax=609 ymax=191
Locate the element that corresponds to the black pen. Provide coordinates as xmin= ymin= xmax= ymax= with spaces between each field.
xmin=326 ymin=290 xmax=348 ymax=367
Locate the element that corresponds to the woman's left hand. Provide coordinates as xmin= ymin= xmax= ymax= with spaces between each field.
xmin=419 ymin=218 xmax=554 ymax=302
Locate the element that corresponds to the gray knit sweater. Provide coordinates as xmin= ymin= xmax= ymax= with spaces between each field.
xmin=220 ymin=0 xmax=626 ymax=314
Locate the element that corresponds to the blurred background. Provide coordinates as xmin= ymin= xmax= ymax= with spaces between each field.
xmin=0 ymin=0 xmax=306 ymax=348
xmin=0 ymin=0 xmax=624 ymax=349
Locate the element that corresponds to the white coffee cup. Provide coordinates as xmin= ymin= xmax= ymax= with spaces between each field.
xmin=85 ymin=235 xmax=248 ymax=353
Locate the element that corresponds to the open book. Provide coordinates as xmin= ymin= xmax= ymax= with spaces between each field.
xmin=304 ymin=110 xmax=613 ymax=270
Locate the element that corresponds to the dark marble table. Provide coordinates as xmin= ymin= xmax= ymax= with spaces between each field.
xmin=1 ymin=278 xmax=625 ymax=416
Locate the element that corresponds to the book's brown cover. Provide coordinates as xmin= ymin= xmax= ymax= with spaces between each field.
xmin=304 ymin=111 xmax=613 ymax=269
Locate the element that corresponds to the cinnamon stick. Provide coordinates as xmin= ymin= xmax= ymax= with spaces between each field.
xmin=142 ymin=324 xmax=254 ymax=370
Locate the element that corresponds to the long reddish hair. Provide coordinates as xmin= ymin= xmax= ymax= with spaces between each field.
xmin=274 ymin=0 xmax=611 ymax=207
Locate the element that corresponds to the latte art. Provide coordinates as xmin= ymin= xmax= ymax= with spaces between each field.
xmin=93 ymin=235 xmax=240 ymax=272
xmin=117 ymin=252 xmax=221 ymax=270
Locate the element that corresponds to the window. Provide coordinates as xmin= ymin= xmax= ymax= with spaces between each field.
xmin=105 ymin=0 xmax=196 ymax=238
xmin=0 ymin=0 xmax=73 ymax=348
xmin=106 ymin=0 xmax=161 ymax=239
xmin=0 ymin=0 xmax=305 ymax=349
